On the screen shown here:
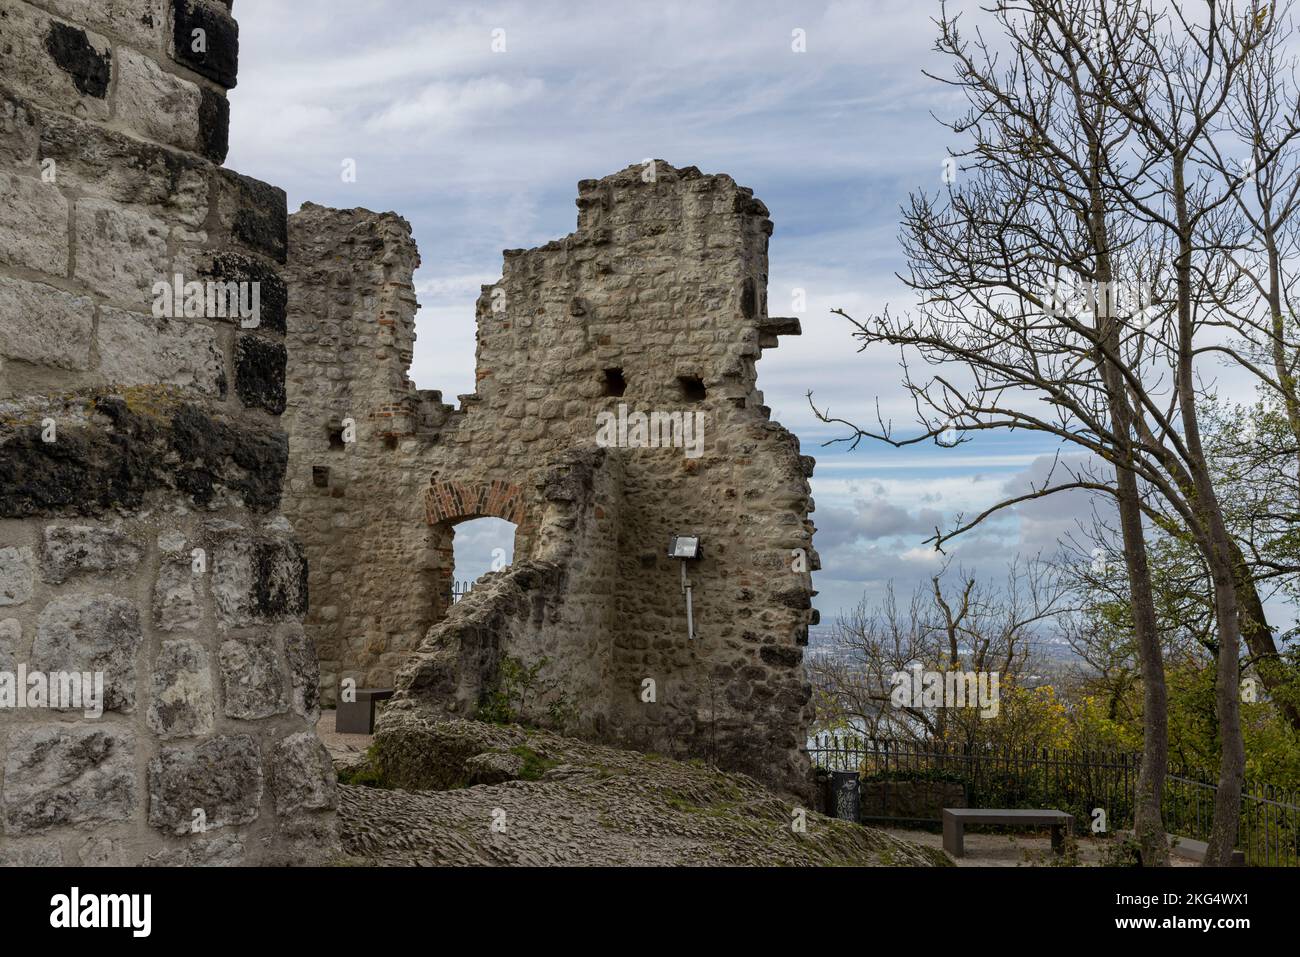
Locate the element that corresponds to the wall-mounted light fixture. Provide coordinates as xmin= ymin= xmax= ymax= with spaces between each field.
xmin=668 ymin=534 xmax=702 ymax=640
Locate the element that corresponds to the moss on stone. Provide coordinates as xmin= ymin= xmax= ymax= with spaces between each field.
xmin=509 ymin=745 xmax=559 ymax=781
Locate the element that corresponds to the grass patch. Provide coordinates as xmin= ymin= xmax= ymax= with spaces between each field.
xmin=335 ymin=746 xmax=392 ymax=789
xmin=510 ymin=745 xmax=560 ymax=781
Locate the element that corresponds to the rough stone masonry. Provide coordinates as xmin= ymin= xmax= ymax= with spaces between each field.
xmin=0 ymin=0 xmax=337 ymax=865
xmin=284 ymin=163 xmax=821 ymax=796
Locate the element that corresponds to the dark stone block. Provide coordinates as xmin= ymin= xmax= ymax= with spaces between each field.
xmin=44 ymin=22 xmax=111 ymax=99
xmin=218 ymin=169 xmax=288 ymax=262
xmin=0 ymin=395 xmax=286 ymax=518
xmin=171 ymin=0 xmax=239 ymax=88
xmin=741 ymin=278 xmax=756 ymax=319
xmin=169 ymin=402 xmax=286 ymax=509
xmin=252 ymin=538 xmax=308 ymax=618
xmin=732 ymin=193 xmax=769 ymax=217
xmin=771 ymin=581 xmax=813 ymax=609
xmin=235 ymin=335 xmax=287 ymax=414
xmin=197 ymin=85 xmax=229 ymax=163
xmin=760 ymin=644 xmax=803 ymax=667
xmin=203 ymin=252 xmax=286 ymax=333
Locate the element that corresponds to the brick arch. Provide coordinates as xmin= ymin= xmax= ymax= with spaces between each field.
xmin=424 ymin=478 xmax=526 ymax=526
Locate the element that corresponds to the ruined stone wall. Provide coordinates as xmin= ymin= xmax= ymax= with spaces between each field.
xmin=392 ymin=446 xmax=623 ymax=734
xmin=288 ymin=163 xmax=818 ymax=795
xmin=0 ymin=0 xmax=337 ymax=865
xmin=281 ymin=205 xmax=436 ymax=705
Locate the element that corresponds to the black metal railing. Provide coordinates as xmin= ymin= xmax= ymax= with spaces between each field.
xmin=448 ymin=580 xmax=474 ymax=604
xmin=806 ymin=733 xmax=1300 ymax=866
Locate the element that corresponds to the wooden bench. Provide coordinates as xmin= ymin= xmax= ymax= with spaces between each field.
xmin=335 ymin=687 xmax=394 ymax=734
xmin=942 ymin=808 xmax=1073 ymax=858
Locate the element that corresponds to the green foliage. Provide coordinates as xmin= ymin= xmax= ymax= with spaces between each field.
xmin=1098 ymin=835 xmax=1143 ymax=868
xmin=336 ymin=747 xmax=390 ymax=789
xmin=476 ymin=655 xmax=578 ymax=733
xmin=1039 ymin=831 xmax=1080 ymax=867
xmin=509 ymin=745 xmax=559 ymax=781
xmin=861 ymin=768 xmax=965 ymax=785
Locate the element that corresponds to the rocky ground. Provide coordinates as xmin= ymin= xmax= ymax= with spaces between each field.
xmin=326 ymin=711 xmax=951 ymax=867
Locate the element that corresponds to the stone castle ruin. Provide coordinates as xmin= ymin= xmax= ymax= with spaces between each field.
xmin=0 ymin=0 xmax=818 ymax=865
xmin=284 ymin=165 xmax=820 ymax=795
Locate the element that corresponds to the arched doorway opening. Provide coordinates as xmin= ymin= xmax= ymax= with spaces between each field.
xmin=424 ymin=478 xmax=531 ymax=620
xmin=447 ymin=516 xmax=516 ymax=604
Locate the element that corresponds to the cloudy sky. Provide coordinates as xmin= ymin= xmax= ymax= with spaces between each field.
xmin=225 ymin=1 xmax=1266 ymax=626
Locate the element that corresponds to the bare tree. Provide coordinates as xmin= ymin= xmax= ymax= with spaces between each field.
xmin=1193 ymin=7 xmax=1300 ymax=724
xmin=814 ymin=0 xmax=1177 ymax=862
xmin=810 ymin=560 xmax=1069 ymax=745
xmin=814 ymin=0 xmax=1285 ymax=863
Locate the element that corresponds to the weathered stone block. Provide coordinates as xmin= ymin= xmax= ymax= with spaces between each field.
xmin=0 ymin=276 xmax=94 ymax=371
xmin=759 ymin=644 xmax=802 ymax=667
xmin=0 ymin=840 xmax=64 ymax=866
xmin=30 ymin=593 xmax=143 ymax=711
xmin=0 ymin=397 xmax=287 ymax=518
xmin=143 ymin=833 xmax=244 ymax=866
xmin=171 ymin=0 xmax=238 ymax=88
xmin=168 ymin=403 xmax=288 ymax=512
xmin=0 ymin=171 xmax=69 ymax=276
xmin=0 ymin=2 xmax=112 ymax=117
xmin=203 ymin=251 xmax=286 ymax=332
xmin=270 ymin=731 xmax=336 ymax=815
xmin=283 ymin=621 xmax=321 ymax=722
xmin=2 ymin=725 xmax=136 ymax=834
xmin=218 ymin=632 xmax=288 ymax=718
xmin=148 ymin=638 xmax=214 ymax=737
xmin=0 ymin=88 xmax=38 ymax=168
xmin=78 ymin=836 xmax=123 ymax=866
xmin=45 ymin=19 xmax=111 ymax=96
xmin=97 ymin=308 xmax=226 ymax=397
xmin=39 ymin=0 xmax=166 ymax=52
xmin=73 ymin=198 xmax=169 ymax=305
xmin=37 ymin=107 xmax=209 ymax=227
xmin=40 ymin=523 xmax=143 ymax=583
xmin=197 ymin=85 xmax=230 ymax=163
xmin=464 ymin=750 xmax=525 ymax=785
xmin=0 ymin=544 xmax=35 ymax=605
xmin=154 ymin=554 xmax=202 ymax=632
xmin=147 ymin=734 xmax=263 ymax=835
xmin=114 ymin=46 xmax=202 ymax=154
xmin=215 ymin=169 xmax=286 ymax=262
xmin=211 ymin=531 xmax=306 ymax=628
xmin=234 ymin=334 xmax=286 ymax=413
xmin=0 ymin=617 xmax=19 ymax=669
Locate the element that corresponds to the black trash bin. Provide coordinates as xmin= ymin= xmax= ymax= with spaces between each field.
xmin=829 ymin=770 xmax=861 ymax=823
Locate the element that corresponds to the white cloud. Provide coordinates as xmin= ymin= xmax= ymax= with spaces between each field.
xmin=366 ymin=77 xmax=545 ymax=134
